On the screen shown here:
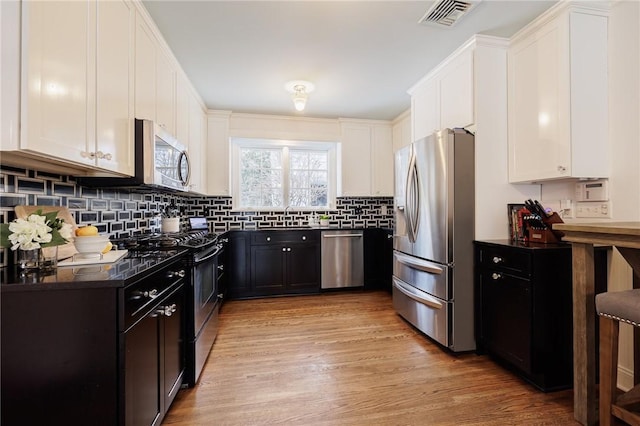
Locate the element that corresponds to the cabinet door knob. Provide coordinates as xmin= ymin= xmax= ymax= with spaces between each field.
xmin=492 ymin=256 xmax=503 ymax=264
xmin=266 ymin=237 xmax=271 ymax=241
xmin=302 ymin=236 xmax=306 ymax=240
xmin=282 ymin=247 xmax=286 ymax=252
xmin=287 ymin=247 xmax=291 ymax=252
xmin=491 ymin=272 xmax=502 ymax=280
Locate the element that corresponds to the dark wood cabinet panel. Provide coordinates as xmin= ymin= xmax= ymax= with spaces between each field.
xmin=251 ymin=244 xmax=287 ymax=292
xmin=125 ymin=311 xmax=162 ymax=426
xmin=162 ymin=286 xmax=185 ymax=411
xmin=287 ymin=243 xmax=320 ymax=291
xmin=364 ymin=228 xmax=392 ymax=292
xmin=228 ymin=230 xmax=321 ymax=298
xmin=226 ymin=231 xmax=250 ymax=299
xmin=475 ymin=240 xmax=608 ymax=392
xmin=1 ymin=288 xmax=119 ymax=426
xmin=480 ymin=270 xmax=532 ymax=372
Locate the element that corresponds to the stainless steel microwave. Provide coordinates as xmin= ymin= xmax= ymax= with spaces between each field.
xmin=76 ymin=119 xmax=191 ymax=192
xmin=139 ymin=119 xmax=190 ymax=191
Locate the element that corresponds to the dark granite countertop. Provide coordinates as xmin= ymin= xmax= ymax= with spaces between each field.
xmin=1 ymin=248 xmax=189 ymax=292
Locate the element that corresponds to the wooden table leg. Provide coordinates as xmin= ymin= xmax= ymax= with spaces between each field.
xmin=572 ymin=242 xmax=597 ymax=425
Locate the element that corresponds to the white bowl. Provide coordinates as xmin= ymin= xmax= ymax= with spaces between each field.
xmin=74 ymin=235 xmax=110 ymax=254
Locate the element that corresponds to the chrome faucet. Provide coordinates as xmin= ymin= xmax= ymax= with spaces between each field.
xmin=284 ymin=205 xmax=293 ymax=226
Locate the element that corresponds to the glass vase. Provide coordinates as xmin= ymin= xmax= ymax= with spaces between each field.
xmin=17 ymin=248 xmax=41 ymax=271
xmin=41 ymin=246 xmax=58 ymax=271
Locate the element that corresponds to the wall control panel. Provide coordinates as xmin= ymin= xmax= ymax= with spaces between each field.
xmin=575 ymin=201 xmax=611 ymax=218
xmin=575 ymin=179 xmax=609 ymax=202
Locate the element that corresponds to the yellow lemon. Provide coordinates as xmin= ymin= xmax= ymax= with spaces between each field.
xmin=101 ymin=242 xmax=113 ymax=254
xmin=76 ymin=225 xmax=99 ymax=237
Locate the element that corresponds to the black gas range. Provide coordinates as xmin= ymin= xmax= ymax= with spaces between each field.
xmin=111 ymin=231 xmax=218 ymax=255
xmin=113 ymin=218 xmax=225 ymax=387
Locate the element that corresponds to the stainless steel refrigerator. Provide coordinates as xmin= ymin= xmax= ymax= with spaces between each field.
xmin=393 ymin=128 xmax=475 ymax=352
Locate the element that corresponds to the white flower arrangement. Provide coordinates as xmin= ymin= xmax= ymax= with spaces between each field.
xmin=0 ymin=210 xmax=73 ymax=251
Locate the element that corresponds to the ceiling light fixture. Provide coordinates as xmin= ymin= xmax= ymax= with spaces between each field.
xmin=285 ymin=80 xmax=315 ymax=112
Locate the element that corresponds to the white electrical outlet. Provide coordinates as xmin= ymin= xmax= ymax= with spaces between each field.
xmin=575 ymin=201 xmax=612 ymax=218
xmin=559 ymin=199 xmax=574 ymax=219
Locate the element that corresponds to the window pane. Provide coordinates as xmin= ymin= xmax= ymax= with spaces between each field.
xmin=240 ymin=147 xmax=283 ymax=207
xmin=289 ymin=149 xmax=328 ymax=208
xmin=290 ymin=151 xmax=309 ymax=169
xmin=309 ymin=152 xmax=327 ymax=170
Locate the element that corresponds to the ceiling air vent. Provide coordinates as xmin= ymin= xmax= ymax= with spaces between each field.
xmin=418 ymin=0 xmax=480 ymax=28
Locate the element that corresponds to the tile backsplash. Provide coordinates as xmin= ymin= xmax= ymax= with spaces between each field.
xmin=0 ymin=165 xmax=394 ymax=265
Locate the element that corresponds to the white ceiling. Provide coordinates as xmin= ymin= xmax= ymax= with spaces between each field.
xmin=142 ymin=0 xmax=557 ymax=121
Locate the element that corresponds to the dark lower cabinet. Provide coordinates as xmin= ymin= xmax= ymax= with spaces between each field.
xmin=1 ymin=288 xmax=119 ymax=426
xmin=125 ymin=284 xmax=185 ymax=426
xmin=250 ymin=231 xmax=320 ymax=296
xmin=125 ymin=307 xmax=162 ymax=426
xmin=364 ymin=228 xmax=393 ymax=292
xmin=226 ymin=231 xmax=250 ymax=299
xmin=474 ymin=240 xmax=607 ymax=392
xmin=2 ymin=265 xmax=186 ymax=426
xmin=227 ymin=228 xmax=393 ymax=299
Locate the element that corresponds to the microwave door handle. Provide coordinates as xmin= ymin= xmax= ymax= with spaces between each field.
xmin=178 ymin=151 xmax=191 ymax=186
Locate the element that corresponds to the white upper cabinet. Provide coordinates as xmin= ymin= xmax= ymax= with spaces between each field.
xmin=439 ymin=49 xmax=474 ymax=130
xmin=176 ymin=75 xmax=191 ymax=145
xmin=507 ymin=4 xmax=608 ymax=183
xmin=340 ymin=122 xmax=371 ymax=196
xmin=187 ymin=93 xmax=207 ymax=195
xmin=206 ymin=111 xmax=232 ymax=196
xmin=134 ymin=8 xmax=177 ymax=138
xmin=95 ymin=0 xmax=135 ymax=175
xmin=339 ymin=119 xmax=393 ymax=197
xmin=155 ymin=47 xmax=176 ymax=135
xmin=134 ymin=12 xmax=156 ymax=122
xmin=411 ymin=78 xmax=438 ymax=142
xmin=409 ymin=44 xmax=474 ymax=142
xmin=392 ymin=110 xmax=411 ymax=152
xmin=371 ymin=125 xmax=394 ymax=196
xmin=20 ymin=1 xmax=93 ymax=166
xmin=19 ymin=0 xmax=134 ymax=175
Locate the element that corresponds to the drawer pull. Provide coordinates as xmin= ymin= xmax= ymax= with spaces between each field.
xmin=492 ymin=256 xmax=503 ymax=264
xmin=266 ymin=237 xmax=271 ymax=241
xmin=491 ymin=272 xmax=502 ymax=280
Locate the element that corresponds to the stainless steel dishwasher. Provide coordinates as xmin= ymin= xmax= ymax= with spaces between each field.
xmin=321 ymin=230 xmax=364 ymax=289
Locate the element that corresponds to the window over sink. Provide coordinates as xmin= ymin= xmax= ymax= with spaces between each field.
xmin=231 ymin=138 xmax=337 ymax=211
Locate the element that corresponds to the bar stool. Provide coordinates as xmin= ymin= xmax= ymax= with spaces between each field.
xmin=596 ymin=289 xmax=640 ymax=426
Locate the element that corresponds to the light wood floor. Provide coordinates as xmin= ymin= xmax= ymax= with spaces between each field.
xmin=163 ymin=291 xmax=577 ymax=425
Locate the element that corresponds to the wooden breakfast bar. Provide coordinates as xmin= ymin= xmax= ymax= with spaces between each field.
xmin=553 ymin=222 xmax=640 ymax=426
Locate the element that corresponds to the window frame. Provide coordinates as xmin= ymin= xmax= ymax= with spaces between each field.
xmin=230 ymin=137 xmax=338 ymax=211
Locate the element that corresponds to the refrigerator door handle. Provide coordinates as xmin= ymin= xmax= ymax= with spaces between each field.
xmin=394 ymin=252 xmax=444 ymax=275
xmin=393 ymin=278 xmax=443 ymax=309
xmin=405 ymin=151 xmax=419 ymax=243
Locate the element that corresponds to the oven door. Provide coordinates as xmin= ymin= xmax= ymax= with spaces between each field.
xmin=192 ymin=248 xmax=219 ymax=335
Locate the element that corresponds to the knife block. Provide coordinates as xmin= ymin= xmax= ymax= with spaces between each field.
xmin=528 ymin=228 xmax=560 ymax=243
xmin=527 ymin=212 xmax=565 ymax=243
